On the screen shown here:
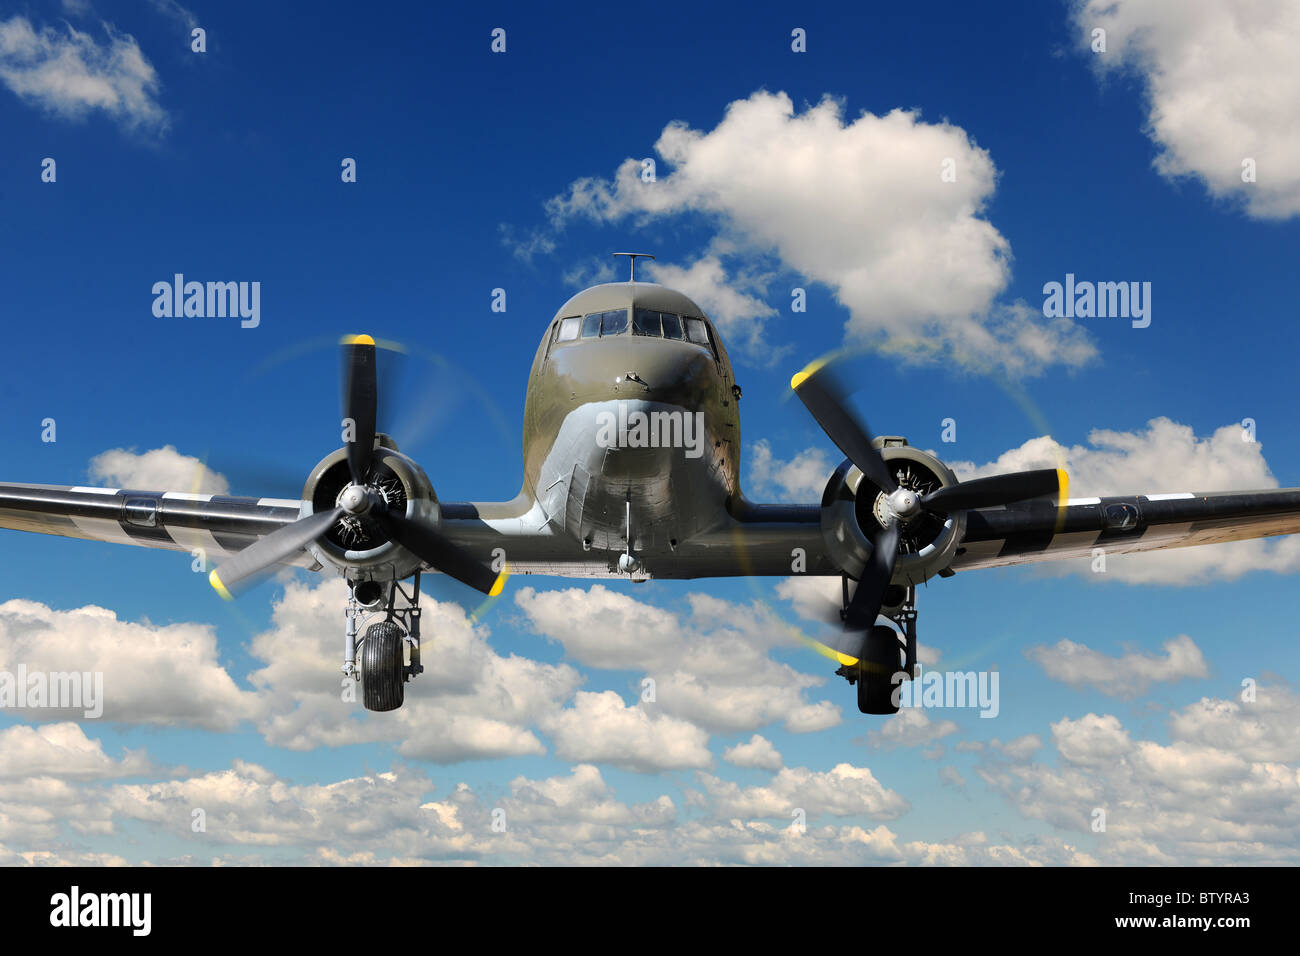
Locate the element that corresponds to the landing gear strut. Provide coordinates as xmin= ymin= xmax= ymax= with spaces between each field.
xmin=342 ymin=572 xmax=424 ymax=712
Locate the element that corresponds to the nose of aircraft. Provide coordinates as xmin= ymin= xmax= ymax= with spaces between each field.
xmin=553 ymin=336 xmax=721 ymax=408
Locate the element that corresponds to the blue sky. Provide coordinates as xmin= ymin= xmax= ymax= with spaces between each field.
xmin=1 ymin=0 xmax=1298 ymax=865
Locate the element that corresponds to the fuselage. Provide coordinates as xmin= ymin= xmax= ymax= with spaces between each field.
xmin=520 ymin=282 xmax=742 ymax=557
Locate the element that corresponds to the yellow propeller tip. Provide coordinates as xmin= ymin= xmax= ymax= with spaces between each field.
xmin=800 ymin=635 xmax=859 ymax=668
xmin=488 ymin=567 xmax=510 ymax=598
xmin=342 ymin=334 xmax=375 ymax=346
xmin=208 ymin=569 xmax=234 ymax=601
xmin=1057 ymin=468 xmax=1070 ymax=503
xmin=790 ymin=358 xmax=827 ymax=392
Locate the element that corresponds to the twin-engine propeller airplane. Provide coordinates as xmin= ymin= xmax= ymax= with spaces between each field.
xmin=5 ymin=253 xmax=1300 ymax=715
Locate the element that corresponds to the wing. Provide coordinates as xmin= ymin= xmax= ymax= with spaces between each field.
xmin=951 ymin=488 xmax=1300 ymax=571
xmin=0 ymin=483 xmax=317 ymax=569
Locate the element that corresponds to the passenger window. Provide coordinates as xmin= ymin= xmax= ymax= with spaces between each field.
xmin=600 ymin=309 xmax=628 ymax=335
xmin=557 ymin=316 xmax=579 ymax=341
xmin=684 ymin=317 xmax=710 ymax=345
xmin=661 ymin=313 xmax=683 ymax=339
xmin=633 ymin=309 xmax=661 ymax=336
xmin=581 ymin=313 xmax=602 ymax=338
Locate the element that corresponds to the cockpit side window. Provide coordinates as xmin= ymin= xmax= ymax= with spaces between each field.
xmin=633 ymin=308 xmax=661 ymax=336
xmin=684 ymin=317 xmax=710 ymax=346
xmin=600 ymin=309 xmax=628 ymax=335
xmin=556 ymin=316 xmax=580 ymax=341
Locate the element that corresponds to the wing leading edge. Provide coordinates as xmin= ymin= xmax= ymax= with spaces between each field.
xmin=0 ymin=484 xmax=315 ymax=568
xmin=951 ymin=488 xmax=1300 ymax=572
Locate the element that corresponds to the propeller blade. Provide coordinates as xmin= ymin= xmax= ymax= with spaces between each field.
xmin=342 ymin=334 xmax=378 ymax=484
xmin=923 ymin=468 xmax=1066 ymax=512
xmin=791 ymin=359 xmax=896 ymax=493
xmin=210 ymin=506 xmax=343 ymax=599
xmin=371 ymin=511 xmax=506 ymax=596
xmin=843 ymin=519 xmax=900 ymax=630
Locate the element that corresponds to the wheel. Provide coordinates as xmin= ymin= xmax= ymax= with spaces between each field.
xmin=857 ymin=625 xmax=903 ymax=715
xmin=361 ymin=620 xmax=406 ymax=712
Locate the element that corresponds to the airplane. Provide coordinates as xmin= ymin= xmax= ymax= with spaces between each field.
xmin=4 ymin=252 xmax=1299 ymax=716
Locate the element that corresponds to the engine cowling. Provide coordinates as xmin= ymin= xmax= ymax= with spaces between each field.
xmin=820 ymin=437 xmax=964 ymax=591
xmin=299 ymin=437 xmax=440 ymax=582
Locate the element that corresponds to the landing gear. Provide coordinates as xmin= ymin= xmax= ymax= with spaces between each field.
xmin=361 ymin=620 xmax=405 ymax=711
xmin=836 ymin=578 xmax=919 ymax=717
xmin=343 ymin=572 xmax=424 ymax=712
xmin=858 ymin=626 xmax=903 ymax=715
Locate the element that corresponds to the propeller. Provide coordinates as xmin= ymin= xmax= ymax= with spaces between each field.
xmin=790 ymin=357 xmax=1066 ymax=634
xmin=209 ymin=335 xmax=506 ymax=600
xmin=342 ymin=334 xmax=379 ymax=485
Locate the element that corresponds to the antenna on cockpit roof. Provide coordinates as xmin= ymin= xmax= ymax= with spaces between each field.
xmin=612 ymin=252 xmax=655 ymax=283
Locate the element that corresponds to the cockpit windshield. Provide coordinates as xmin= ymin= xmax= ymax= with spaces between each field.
xmin=550 ymin=307 xmax=719 ymax=360
xmin=634 ymin=308 xmax=713 ymax=348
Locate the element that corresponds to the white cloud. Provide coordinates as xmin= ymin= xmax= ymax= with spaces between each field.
xmin=0 ymin=722 xmax=154 ymax=780
xmin=541 ymin=90 xmax=1094 ymax=374
xmin=949 ymin=418 xmax=1276 ymax=495
xmin=977 ymin=684 xmax=1300 ymax=863
xmin=723 ymin=734 xmax=784 ymax=771
xmin=145 ymin=0 xmax=199 ymax=31
xmin=1167 ymin=683 xmax=1300 ymax=763
xmin=0 ymin=597 xmax=260 ymax=729
xmin=1026 ymin=635 xmax=1209 ymax=698
xmin=748 ymin=439 xmax=831 ymax=502
xmin=541 ymin=691 xmax=713 ymax=773
xmin=938 ymin=765 xmax=966 ymax=790
xmin=1074 ymin=0 xmax=1300 ymax=219
xmin=0 ymin=16 xmax=165 ymax=131
xmin=696 ymin=763 xmax=909 ymax=820
xmin=947 ymin=417 xmax=1300 ymax=583
xmin=865 ymin=709 xmax=959 ymax=750
xmin=515 ymin=585 xmax=839 ymax=735
xmin=89 ymin=444 xmax=230 ymax=495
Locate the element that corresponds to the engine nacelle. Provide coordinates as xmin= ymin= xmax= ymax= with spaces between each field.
xmin=300 ymin=437 xmax=440 ymax=582
xmin=820 ymin=437 xmax=965 ymax=589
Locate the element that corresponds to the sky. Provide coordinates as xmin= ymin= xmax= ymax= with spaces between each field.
xmin=0 ymin=0 xmax=1298 ymax=865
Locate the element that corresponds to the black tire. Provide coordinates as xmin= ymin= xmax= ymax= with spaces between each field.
xmin=857 ymin=625 xmax=903 ymax=715
xmin=361 ymin=621 xmax=405 ymax=712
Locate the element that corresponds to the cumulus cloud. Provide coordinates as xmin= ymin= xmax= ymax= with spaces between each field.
xmin=723 ymin=734 xmax=784 ymax=771
xmin=0 ymin=722 xmax=154 ymax=780
xmin=748 ymin=440 xmax=832 ymax=502
xmin=696 ymin=763 xmax=909 ymax=820
xmin=541 ymin=691 xmax=713 ymax=773
xmin=977 ymin=684 xmax=1300 ymax=863
xmin=515 ymin=585 xmax=840 ymax=735
xmin=1167 ymin=683 xmax=1300 ymax=763
xmin=1026 ymin=635 xmax=1209 ymax=698
xmin=538 ymin=90 xmax=1094 ymax=373
xmin=947 ymin=417 xmax=1300 ymax=583
xmin=0 ymin=597 xmax=260 ymax=729
xmin=1074 ymin=0 xmax=1300 ymax=218
xmin=865 ymin=709 xmax=960 ymax=750
xmin=0 ymin=16 xmax=166 ymax=131
xmin=0 ymin=747 xmax=1105 ymax=865
xmin=89 ymin=444 xmax=230 ymax=495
